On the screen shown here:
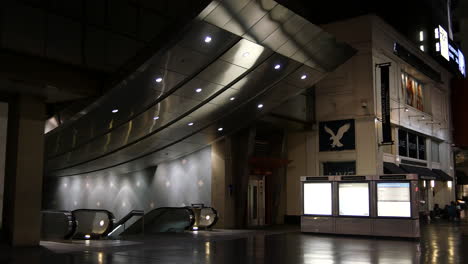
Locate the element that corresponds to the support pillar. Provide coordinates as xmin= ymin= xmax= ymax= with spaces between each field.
xmin=3 ymin=95 xmax=45 ymax=246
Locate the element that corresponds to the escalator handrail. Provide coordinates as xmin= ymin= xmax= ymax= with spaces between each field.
xmin=111 ymin=210 xmax=145 ymax=230
xmin=119 ymin=207 xmax=196 ymax=236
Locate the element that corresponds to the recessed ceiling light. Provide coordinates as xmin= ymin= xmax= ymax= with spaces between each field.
xmin=195 ymin=88 xmax=202 ymax=93
xmin=274 ymin=64 xmax=281 ymax=70
xmin=188 ymin=122 xmax=194 ymax=126
xmin=112 ymin=109 xmax=119 ymax=113
xmin=242 ymin=52 xmax=250 ymax=57
xmin=230 ymin=97 xmax=235 ymax=101
xmin=155 ymin=77 xmax=163 ymax=83
xmin=204 ymin=36 xmax=212 ymax=43
xmin=258 ymin=104 xmax=264 ymax=109
xmin=301 ymin=74 xmax=307 ymax=80
xmin=153 ymin=116 xmax=159 ymax=120
xmin=218 ymin=127 xmax=223 ymax=131
xmin=404 ymin=107 xmax=409 ymax=112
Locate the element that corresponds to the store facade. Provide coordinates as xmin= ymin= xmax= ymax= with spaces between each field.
xmin=286 ymin=15 xmax=455 ymax=220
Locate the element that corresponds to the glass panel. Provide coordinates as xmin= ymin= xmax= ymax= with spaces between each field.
xmin=338 ymin=183 xmax=369 ymax=216
xmin=418 ymin=136 xmax=426 ymax=160
xmin=377 ymin=182 xmax=411 ymax=217
xmin=398 ymin=130 xmax=408 ymax=157
xmin=408 ymin=133 xmax=418 ymax=158
xmin=253 ymin=186 xmax=258 ymax=219
xmin=303 ymin=182 xmax=332 ymax=215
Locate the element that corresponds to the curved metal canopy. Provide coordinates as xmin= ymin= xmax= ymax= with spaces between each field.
xmin=44 ymin=0 xmax=355 ymax=178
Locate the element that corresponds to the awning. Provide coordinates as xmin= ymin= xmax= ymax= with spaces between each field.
xmin=399 ymin=164 xmax=439 ymax=180
xmin=383 ymin=162 xmax=407 ymax=174
xmin=432 ymin=169 xmax=453 ymax=181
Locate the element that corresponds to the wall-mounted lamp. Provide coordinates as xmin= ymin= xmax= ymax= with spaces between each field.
xmin=447 ymin=181 xmax=453 ymax=188
xmin=430 ymin=180 xmax=435 ymax=188
xmin=391 ymin=106 xmax=409 ymax=112
xmin=408 ymin=115 xmax=425 ymax=121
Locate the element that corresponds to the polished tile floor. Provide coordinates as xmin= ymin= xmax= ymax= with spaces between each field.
xmin=1 ymin=220 xmax=467 ymax=263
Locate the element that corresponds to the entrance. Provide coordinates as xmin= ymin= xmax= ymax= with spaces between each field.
xmin=247 ymin=175 xmax=265 ymax=226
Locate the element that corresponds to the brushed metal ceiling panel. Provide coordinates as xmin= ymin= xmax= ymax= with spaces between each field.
xmin=45 ymin=5 xmax=356 ymax=177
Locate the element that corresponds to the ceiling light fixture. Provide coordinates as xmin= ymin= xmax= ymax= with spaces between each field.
xmin=195 ymin=88 xmax=202 ymax=93
xmin=242 ymin=52 xmax=250 ymax=57
xmin=258 ymin=104 xmax=264 ymax=109
xmin=112 ymin=109 xmax=119 ymax=113
xmin=155 ymin=77 xmax=163 ymax=83
xmin=218 ymin=127 xmax=223 ymax=131
xmin=153 ymin=116 xmax=159 ymax=120
xmin=301 ymin=74 xmax=307 ymax=80
xmin=204 ymin=36 xmax=212 ymax=43
xmin=188 ymin=122 xmax=194 ymax=126
xmin=274 ymin=64 xmax=281 ymax=70
xmin=230 ymin=97 xmax=235 ymax=101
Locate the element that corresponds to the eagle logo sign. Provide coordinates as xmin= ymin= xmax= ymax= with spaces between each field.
xmin=324 ymin=123 xmax=351 ymax=148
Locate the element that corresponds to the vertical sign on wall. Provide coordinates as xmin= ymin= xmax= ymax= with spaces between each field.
xmin=439 ymin=26 xmax=449 ymax=61
xmin=378 ymin=63 xmax=393 ymax=145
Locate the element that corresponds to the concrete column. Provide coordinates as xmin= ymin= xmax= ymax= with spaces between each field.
xmin=3 ymin=95 xmax=45 ymax=246
xmin=211 ymin=138 xmax=236 ymax=228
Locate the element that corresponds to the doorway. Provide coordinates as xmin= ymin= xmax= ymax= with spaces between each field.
xmin=247 ymin=175 xmax=265 ymax=226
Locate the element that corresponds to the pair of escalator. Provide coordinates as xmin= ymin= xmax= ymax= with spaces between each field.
xmin=41 ymin=206 xmax=218 ymax=240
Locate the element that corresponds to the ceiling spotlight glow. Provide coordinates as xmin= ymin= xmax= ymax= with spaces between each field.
xmin=112 ymin=109 xmax=119 ymax=113
xmin=99 ymin=220 xmax=105 ymax=227
xmin=218 ymin=127 xmax=223 ymax=131
xmin=195 ymin=88 xmax=202 ymax=93
xmin=188 ymin=122 xmax=194 ymax=126
xmin=301 ymin=74 xmax=307 ymax=80
xmin=155 ymin=77 xmax=163 ymax=83
xmin=404 ymin=107 xmax=409 ymax=112
xmin=258 ymin=104 xmax=264 ymax=109
xmin=84 ymin=234 xmax=91 ymax=239
xmin=230 ymin=97 xmax=235 ymax=101
xmin=274 ymin=64 xmax=281 ymax=70
xmin=204 ymin=36 xmax=212 ymax=43
xmin=242 ymin=52 xmax=250 ymax=57
xmin=153 ymin=116 xmax=159 ymax=120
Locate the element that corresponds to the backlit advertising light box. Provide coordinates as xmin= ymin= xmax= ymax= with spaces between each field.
xmin=338 ymin=183 xmax=370 ymax=216
xmin=377 ymin=182 xmax=411 ymax=217
xmin=303 ymin=182 xmax=332 ymax=215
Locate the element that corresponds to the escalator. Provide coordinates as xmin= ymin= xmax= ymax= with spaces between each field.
xmin=41 ymin=206 xmax=218 ymax=240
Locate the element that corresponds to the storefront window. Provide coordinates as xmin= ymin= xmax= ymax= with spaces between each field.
xmin=401 ymin=72 xmax=424 ymax=111
xmin=398 ymin=129 xmax=426 ymax=160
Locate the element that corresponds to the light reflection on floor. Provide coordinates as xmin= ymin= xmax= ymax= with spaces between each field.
xmin=0 ymin=221 xmax=466 ymax=263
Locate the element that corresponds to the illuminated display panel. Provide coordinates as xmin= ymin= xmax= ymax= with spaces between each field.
xmin=377 ymin=182 xmax=411 ymax=217
xmin=338 ymin=183 xmax=369 ymax=216
xmin=439 ymin=26 xmax=449 ymax=61
xmin=303 ymin=182 xmax=332 ymax=215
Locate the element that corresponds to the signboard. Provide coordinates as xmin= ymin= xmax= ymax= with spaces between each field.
xmin=338 ymin=183 xmax=370 ymax=216
xmin=303 ymin=182 xmax=332 ymax=215
xmin=379 ymin=63 xmax=392 ymax=144
xmin=459 ymin=49 xmax=466 ymax=77
xmin=323 ymin=161 xmax=356 ymax=176
xmin=439 ymin=26 xmax=449 ymax=61
xmin=319 ymin=119 xmax=355 ymax=151
xmin=377 ymin=182 xmax=411 ymax=217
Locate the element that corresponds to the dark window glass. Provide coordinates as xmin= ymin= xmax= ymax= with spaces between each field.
xmin=408 ymin=133 xmax=418 ymax=158
xmin=418 ymin=136 xmax=426 ymax=160
xmin=398 ymin=130 xmax=408 ymax=157
xmin=323 ymin=161 xmax=356 ymax=176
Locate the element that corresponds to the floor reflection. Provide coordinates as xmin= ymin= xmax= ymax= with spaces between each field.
xmin=0 ymin=220 xmax=466 ymax=263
